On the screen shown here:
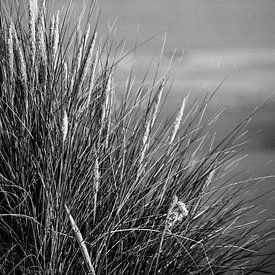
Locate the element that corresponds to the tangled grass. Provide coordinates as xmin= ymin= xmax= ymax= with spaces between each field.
xmin=0 ymin=0 xmax=274 ymax=274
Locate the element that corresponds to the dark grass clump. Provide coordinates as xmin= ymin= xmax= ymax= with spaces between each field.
xmin=0 ymin=0 xmax=274 ymax=274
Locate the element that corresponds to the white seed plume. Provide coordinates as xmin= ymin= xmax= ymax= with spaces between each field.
xmin=150 ymin=78 xmax=165 ymax=127
xmin=83 ymin=24 xmax=91 ymax=49
xmin=76 ymin=20 xmax=82 ymax=46
xmin=12 ymin=25 xmax=27 ymax=84
xmin=93 ymin=157 xmax=100 ymax=223
xmin=37 ymin=10 xmax=47 ymax=66
xmin=74 ymin=33 xmax=84 ymax=72
xmin=141 ymin=119 xmax=150 ymax=151
xmin=105 ymin=69 xmax=113 ymax=112
xmin=53 ymin=12 xmax=60 ymax=56
xmin=62 ymin=61 xmax=68 ymax=89
xmin=166 ymin=195 xmax=188 ymax=230
xmin=51 ymin=11 xmax=60 ymax=67
xmin=40 ymin=0 xmax=46 ymax=19
xmin=79 ymin=32 xmax=97 ymax=89
xmin=7 ymin=22 xmax=14 ymax=80
xmin=64 ymin=204 xmax=96 ymax=274
xmin=62 ymin=111 xmax=68 ymax=143
xmin=28 ymin=0 xmax=38 ymax=64
xmin=205 ymin=169 xmax=215 ymax=188
xmin=49 ymin=14 xmax=55 ymax=43
xmin=169 ymin=97 xmax=186 ymax=145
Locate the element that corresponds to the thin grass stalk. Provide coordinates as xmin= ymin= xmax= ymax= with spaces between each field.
xmin=69 ymin=40 xmax=84 ymax=94
xmin=104 ymin=70 xmax=114 ymax=148
xmin=193 ymin=169 xmax=216 ymax=215
xmin=45 ymin=192 xmax=54 ymax=266
xmin=105 ymin=86 xmax=114 ymax=149
xmin=154 ymin=195 xmax=177 ymax=274
xmin=138 ymin=82 xmax=165 ymax=178
xmin=119 ymin=126 xmax=127 ymax=182
xmin=86 ymin=47 xmax=99 ymax=108
xmin=64 ymin=204 xmax=96 ymax=275
xmin=136 ymin=80 xmax=164 ymax=177
xmin=137 ymin=117 xmax=151 ymax=178
xmin=97 ymin=70 xmax=113 ymax=145
xmin=102 ymin=72 xmax=113 ymax=123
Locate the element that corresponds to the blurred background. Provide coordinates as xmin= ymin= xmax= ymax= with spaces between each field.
xmin=99 ymin=0 xmax=275 ymax=216
xmin=56 ymin=0 xmax=275 ymax=217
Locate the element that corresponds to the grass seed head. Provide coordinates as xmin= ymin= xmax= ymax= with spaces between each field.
xmin=79 ymin=32 xmax=97 ymax=89
xmin=51 ymin=11 xmax=59 ymax=67
xmin=64 ymin=204 xmax=96 ymax=274
xmin=83 ymin=24 xmax=91 ymax=49
xmin=166 ymin=196 xmax=188 ymax=230
xmin=62 ymin=111 xmax=69 ymax=143
xmin=205 ymin=169 xmax=215 ymax=188
xmin=28 ymin=0 xmax=38 ymax=64
xmin=150 ymin=78 xmax=165 ymax=127
xmin=40 ymin=0 xmax=46 ymax=18
xmin=36 ymin=10 xmax=47 ymax=66
xmin=62 ymin=61 xmax=68 ymax=88
xmin=0 ymin=1 xmax=273 ymax=274
xmin=12 ymin=25 xmax=27 ymax=84
xmin=7 ymin=22 xmax=14 ymax=80
xmin=169 ymin=97 xmax=186 ymax=145
xmin=93 ymin=157 xmax=100 ymax=223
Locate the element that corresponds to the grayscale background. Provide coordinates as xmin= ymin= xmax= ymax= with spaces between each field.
xmin=55 ymin=0 xmax=275 ymax=229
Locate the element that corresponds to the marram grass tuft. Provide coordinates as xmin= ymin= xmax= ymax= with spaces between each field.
xmin=0 ymin=0 xmax=274 ymax=274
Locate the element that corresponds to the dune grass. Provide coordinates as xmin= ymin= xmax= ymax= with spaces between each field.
xmin=0 ymin=0 xmax=274 ymax=274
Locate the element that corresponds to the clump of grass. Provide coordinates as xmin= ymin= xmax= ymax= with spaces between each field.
xmin=0 ymin=0 xmax=274 ymax=274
